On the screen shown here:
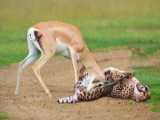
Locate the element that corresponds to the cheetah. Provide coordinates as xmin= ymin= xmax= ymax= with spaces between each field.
xmin=58 ymin=66 xmax=150 ymax=104
xmin=104 ymin=67 xmax=150 ymax=102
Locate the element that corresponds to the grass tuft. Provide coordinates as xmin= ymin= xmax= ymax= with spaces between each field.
xmin=0 ymin=113 xmax=8 ymax=120
xmin=134 ymin=67 xmax=160 ymax=107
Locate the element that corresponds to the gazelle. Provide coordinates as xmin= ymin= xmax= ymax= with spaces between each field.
xmin=15 ymin=21 xmax=105 ymax=98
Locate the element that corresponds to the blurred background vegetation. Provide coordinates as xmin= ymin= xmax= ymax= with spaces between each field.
xmin=0 ymin=0 xmax=160 ymax=65
xmin=0 ymin=0 xmax=160 ymax=23
xmin=0 ymin=0 xmax=160 ymax=113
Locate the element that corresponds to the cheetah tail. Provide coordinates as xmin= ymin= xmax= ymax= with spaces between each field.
xmin=57 ymin=95 xmax=78 ymax=104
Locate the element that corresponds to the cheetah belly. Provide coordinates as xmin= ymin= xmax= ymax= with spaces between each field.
xmin=81 ymin=75 xmax=95 ymax=91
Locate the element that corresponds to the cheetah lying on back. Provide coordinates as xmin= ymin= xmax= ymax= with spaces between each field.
xmin=58 ymin=66 xmax=150 ymax=104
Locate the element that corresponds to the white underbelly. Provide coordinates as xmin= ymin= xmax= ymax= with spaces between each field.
xmin=56 ymin=39 xmax=70 ymax=57
xmin=55 ymin=39 xmax=80 ymax=60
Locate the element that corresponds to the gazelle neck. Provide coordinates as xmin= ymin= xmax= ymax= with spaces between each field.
xmin=80 ymin=47 xmax=104 ymax=80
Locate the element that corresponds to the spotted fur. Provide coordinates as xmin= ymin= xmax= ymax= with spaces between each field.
xmin=104 ymin=67 xmax=150 ymax=102
xmin=58 ymin=72 xmax=116 ymax=104
xmin=58 ymin=67 xmax=150 ymax=104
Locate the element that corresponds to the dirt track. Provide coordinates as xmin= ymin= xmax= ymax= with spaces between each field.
xmin=0 ymin=50 xmax=160 ymax=120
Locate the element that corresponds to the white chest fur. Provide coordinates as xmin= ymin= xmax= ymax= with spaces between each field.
xmin=81 ymin=75 xmax=96 ymax=91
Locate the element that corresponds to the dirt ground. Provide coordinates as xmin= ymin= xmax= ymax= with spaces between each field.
xmin=0 ymin=50 xmax=160 ymax=120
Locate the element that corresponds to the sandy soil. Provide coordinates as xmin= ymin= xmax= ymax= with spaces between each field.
xmin=0 ymin=50 xmax=160 ymax=120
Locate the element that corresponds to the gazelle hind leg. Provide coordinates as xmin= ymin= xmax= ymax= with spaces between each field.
xmin=15 ymin=28 xmax=41 ymax=95
xmin=32 ymin=51 xmax=54 ymax=98
xmin=15 ymin=52 xmax=38 ymax=95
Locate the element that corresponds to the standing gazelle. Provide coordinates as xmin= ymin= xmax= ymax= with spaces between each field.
xmin=15 ymin=21 xmax=105 ymax=98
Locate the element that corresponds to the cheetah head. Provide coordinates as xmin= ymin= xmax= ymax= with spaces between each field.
xmin=132 ymin=82 xmax=150 ymax=102
xmin=104 ymin=67 xmax=133 ymax=81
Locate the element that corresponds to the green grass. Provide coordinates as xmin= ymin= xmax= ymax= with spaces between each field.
xmin=0 ymin=26 xmax=27 ymax=66
xmin=1 ymin=18 xmax=160 ymax=66
xmin=134 ymin=67 xmax=160 ymax=112
xmin=0 ymin=113 xmax=8 ymax=120
xmin=151 ymin=106 xmax=160 ymax=112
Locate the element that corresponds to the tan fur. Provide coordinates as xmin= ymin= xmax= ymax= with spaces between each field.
xmin=15 ymin=21 xmax=104 ymax=98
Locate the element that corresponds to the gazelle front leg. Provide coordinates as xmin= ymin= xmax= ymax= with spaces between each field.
xmin=32 ymin=52 xmax=53 ymax=98
xmin=70 ymin=47 xmax=79 ymax=83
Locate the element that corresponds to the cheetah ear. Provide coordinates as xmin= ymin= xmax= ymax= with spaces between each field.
xmin=104 ymin=70 xmax=111 ymax=80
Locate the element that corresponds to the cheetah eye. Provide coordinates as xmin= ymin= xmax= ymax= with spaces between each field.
xmin=98 ymin=83 xmax=103 ymax=87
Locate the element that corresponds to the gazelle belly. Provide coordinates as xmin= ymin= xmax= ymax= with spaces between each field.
xmin=55 ymin=39 xmax=80 ymax=60
xmin=56 ymin=39 xmax=70 ymax=58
